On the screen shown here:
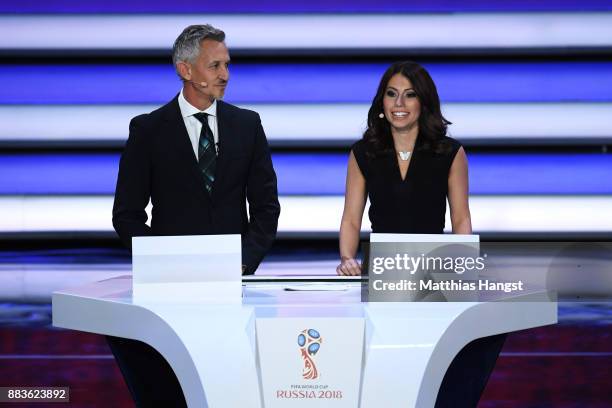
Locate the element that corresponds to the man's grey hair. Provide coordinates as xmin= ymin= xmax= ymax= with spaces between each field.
xmin=172 ymin=24 xmax=226 ymax=77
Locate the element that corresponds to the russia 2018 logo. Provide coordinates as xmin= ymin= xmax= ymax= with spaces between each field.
xmin=297 ymin=329 xmax=322 ymax=380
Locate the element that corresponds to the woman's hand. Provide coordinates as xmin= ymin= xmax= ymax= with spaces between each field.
xmin=336 ymin=257 xmax=362 ymax=276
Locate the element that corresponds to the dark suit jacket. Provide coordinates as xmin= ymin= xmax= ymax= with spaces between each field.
xmin=112 ymin=96 xmax=280 ymax=274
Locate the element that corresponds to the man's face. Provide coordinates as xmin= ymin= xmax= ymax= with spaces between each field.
xmin=184 ymin=39 xmax=230 ymax=100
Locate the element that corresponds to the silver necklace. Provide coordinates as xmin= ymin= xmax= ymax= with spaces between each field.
xmin=398 ymin=151 xmax=411 ymax=161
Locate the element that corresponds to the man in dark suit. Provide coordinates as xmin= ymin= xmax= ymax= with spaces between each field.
xmin=108 ymin=24 xmax=280 ymax=407
xmin=113 ymin=24 xmax=279 ymax=274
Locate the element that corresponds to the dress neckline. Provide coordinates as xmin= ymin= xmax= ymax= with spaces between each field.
xmin=393 ymin=137 xmax=419 ymax=182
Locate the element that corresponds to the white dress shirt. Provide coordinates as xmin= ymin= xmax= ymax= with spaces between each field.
xmin=177 ymin=89 xmax=219 ymax=160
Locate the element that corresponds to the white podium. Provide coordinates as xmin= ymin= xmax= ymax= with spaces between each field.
xmin=52 ymin=275 xmax=556 ymax=407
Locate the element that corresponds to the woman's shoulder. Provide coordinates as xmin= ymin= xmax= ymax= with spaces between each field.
xmin=441 ymin=135 xmax=462 ymax=150
xmin=350 ymin=138 xmax=366 ymax=152
xmin=350 ymin=139 xmax=371 ymax=175
xmin=432 ymin=135 xmax=462 ymax=159
xmin=350 ymin=139 xmax=369 ymax=160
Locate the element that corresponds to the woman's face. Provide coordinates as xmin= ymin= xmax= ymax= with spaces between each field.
xmin=382 ymin=73 xmax=421 ymax=133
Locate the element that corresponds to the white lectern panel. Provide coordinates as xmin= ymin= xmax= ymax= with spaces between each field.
xmin=132 ymin=234 xmax=242 ymax=303
xmin=256 ymin=318 xmax=364 ymax=408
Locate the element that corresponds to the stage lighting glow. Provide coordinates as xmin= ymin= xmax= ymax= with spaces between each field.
xmin=1 ymin=152 xmax=610 ymax=195
xmin=2 ymin=14 xmax=612 ymax=50
xmin=3 ymin=62 xmax=612 ymax=104
xmin=1 ymin=103 xmax=611 ymax=143
xmin=0 ymin=196 xmax=610 ymax=235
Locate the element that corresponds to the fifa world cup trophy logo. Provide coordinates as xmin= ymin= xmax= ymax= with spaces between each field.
xmin=297 ymin=329 xmax=322 ymax=380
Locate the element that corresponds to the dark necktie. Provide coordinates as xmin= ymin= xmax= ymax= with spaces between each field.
xmin=193 ymin=112 xmax=217 ymax=194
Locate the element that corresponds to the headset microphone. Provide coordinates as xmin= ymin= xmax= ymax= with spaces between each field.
xmin=186 ymin=80 xmax=208 ymax=88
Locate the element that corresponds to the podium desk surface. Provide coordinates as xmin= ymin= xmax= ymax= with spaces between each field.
xmin=53 ymin=275 xmax=557 ymax=408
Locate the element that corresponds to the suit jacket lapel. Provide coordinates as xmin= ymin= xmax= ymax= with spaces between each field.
xmin=212 ymin=100 xmax=233 ymax=200
xmin=161 ymin=96 xmax=211 ymax=205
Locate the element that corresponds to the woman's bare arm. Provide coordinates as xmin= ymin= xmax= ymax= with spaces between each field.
xmin=448 ymin=147 xmax=472 ymax=234
xmin=337 ymin=151 xmax=367 ymax=275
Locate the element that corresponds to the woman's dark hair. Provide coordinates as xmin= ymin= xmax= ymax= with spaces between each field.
xmin=362 ymin=61 xmax=452 ymax=157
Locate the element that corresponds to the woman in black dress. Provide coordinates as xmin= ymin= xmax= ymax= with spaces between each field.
xmin=337 ymin=61 xmax=471 ymax=276
xmin=336 ymin=62 xmax=505 ymax=408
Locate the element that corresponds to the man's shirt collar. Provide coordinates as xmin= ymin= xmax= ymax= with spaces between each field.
xmin=178 ymin=88 xmax=217 ymax=118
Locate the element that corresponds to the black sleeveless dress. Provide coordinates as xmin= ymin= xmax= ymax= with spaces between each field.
xmin=351 ymin=135 xmax=462 ymax=234
xmin=354 ymin=136 xmax=505 ymax=408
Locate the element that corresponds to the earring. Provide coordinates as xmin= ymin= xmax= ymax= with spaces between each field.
xmin=378 ymin=113 xmax=384 ymax=119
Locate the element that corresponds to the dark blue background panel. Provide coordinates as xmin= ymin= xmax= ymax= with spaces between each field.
xmin=0 ymin=152 xmax=610 ymax=195
xmin=2 ymin=0 xmax=611 ymax=13
xmin=2 ymin=62 xmax=612 ymax=105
